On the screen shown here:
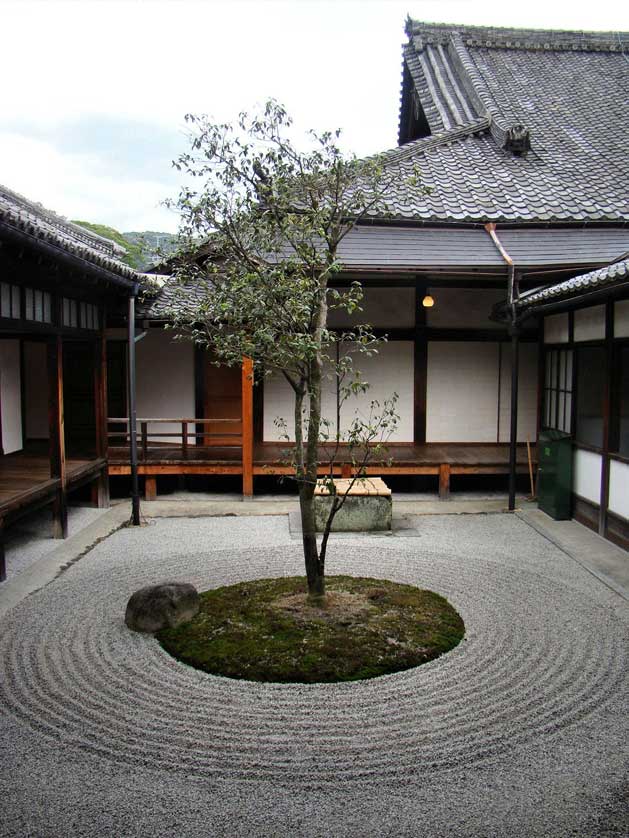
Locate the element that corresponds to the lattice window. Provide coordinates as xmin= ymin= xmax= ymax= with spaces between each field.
xmin=543 ymin=347 xmax=573 ymax=433
xmin=0 ymin=282 xmax=21 ymax=319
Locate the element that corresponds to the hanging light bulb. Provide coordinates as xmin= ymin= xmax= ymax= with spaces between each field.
xmin=422 ymin=294 xmax=435 ymax=308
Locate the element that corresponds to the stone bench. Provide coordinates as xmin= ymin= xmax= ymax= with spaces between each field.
xmin=314 ymin=477 xmax=392 ymax=532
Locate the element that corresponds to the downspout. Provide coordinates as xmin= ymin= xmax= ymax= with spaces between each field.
xmin=127 ymin=285 xmax=141 ymax=526
xmin=485 ymin=224 xmax=519 ymax=511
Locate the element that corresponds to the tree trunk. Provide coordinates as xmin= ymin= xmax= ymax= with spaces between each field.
xmin=293 ymin=382 xmax=324 ymax=598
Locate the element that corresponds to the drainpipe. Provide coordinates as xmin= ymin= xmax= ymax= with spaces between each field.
xmin=127 ymin=287 xmax=141 ymax=526
xmin=485 ymin=224 xmax=519 ymax=511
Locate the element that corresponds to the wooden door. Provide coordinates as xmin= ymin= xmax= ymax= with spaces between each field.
xmin=203 ymin=358 xmax=242 ymax=446
xmin=63 ymin=340 xmax=96 ymax=457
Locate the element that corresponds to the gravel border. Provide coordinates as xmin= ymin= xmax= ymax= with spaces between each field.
xmin=1 ymin=514 xmax=627 ymax=837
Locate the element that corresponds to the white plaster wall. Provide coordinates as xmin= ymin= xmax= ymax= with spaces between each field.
xmin=0 ymin=340 xmax=22 ymax=453
xmin=574 ymin=305 xmax=605 ymax=342
xmin=263 ymin=365 xmax=337 ymax=442
xmin=339 ymin=342 xmax=414 ymax=442
xmin=425 ymin=288 xmax=505 ymax=330
xmin=135 ymin=330 xmax=195 ymax=442
xmin=327 ymin=287 xmax=415 ymax=329
xmin=23 ymin=341 xmax=49 ymax=439
xmin=573 ymin=448 xmax=602 ymax=504
xmin=614 ymin=300 xmax=629 ymax=338
xmin=426 ymin=342 xmax=500 ymax=442
xmin=498 ymin=343 xmax=539 ymax=443
xmin=263 ymin=342 xmax=414 ymax=442
xmin=608 ymin=459 xmax=629 ymax=520
xmin=544 ymin=313 xmax=569 ymax=343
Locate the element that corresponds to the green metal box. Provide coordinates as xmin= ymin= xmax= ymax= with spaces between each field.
xmin=537 ymin=430 xmax=573 ymax=520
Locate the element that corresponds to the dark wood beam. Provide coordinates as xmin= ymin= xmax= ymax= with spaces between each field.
xmin=241 ymin=357 xmax=254 ymax=497
xmin=414 ymin=282 xmax=427 ymax=444
xmin=47 ymin=335 xmax=67 ymax=538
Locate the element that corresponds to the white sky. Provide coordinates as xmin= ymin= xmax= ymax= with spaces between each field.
xmin=2 ymin=0 xmax=628 ymax=233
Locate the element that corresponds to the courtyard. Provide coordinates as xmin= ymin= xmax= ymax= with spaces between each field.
xmin=0 ymin=504 xmax=627 ymax=837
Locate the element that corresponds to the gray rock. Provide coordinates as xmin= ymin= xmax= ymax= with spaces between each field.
xmin=124 ymin=582 xmax=199 ymax=633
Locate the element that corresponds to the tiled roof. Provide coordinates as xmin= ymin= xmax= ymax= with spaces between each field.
xmin=0 ymin=183 xmax=138 ymax=282
xmin=517 ymin=256 xmax=629 ymax=308
xmin=377 ymin=21 xmax=629 ymax=223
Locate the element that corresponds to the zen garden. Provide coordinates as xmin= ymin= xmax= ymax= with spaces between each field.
xmin=0 ymin=12 xmax=628 ymax=838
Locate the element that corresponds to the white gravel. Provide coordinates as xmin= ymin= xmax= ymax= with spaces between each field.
xmin=0 ymin=514 xmax=627 ymax=837
xmin=2 ymin=505 xmax=111 ymax=580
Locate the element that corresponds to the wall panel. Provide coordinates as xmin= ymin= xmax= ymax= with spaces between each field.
xmin=574 ymin=305 xmax=605 ymax=342
xmin=544 ymin=313 xmax=569 ymax=344
xmin=573 ymin=448 xmax=602 ymax=504
xmin=425 ymin=288 xmax=505 ymax=330
xmin=136 ymin=331 xmax=195 ymax=442
xmin=608 ymin=459 xmax=629 ymax=520
xmin=0 ymin=339 xmax=22 ymax=453
xmin=426 ymin=342 xmax=499 ymax=442
xmin=263 ymin=342 xmax=414 ymax=442
xmin=24 ymin=341 xmax=49 ymax=439
xmin=498 ymin=343 xmax=539 ymax=443
xmin=327 ymin=287 xmax=415 ymax=329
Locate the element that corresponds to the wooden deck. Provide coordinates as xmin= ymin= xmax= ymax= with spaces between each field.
xmin=0 ymin=451 xmax=106 ymax=518
xmin=108 ymin=441 xmax=536 ymax=500
xmin=0 ymin=451 xmax=107 ymax=580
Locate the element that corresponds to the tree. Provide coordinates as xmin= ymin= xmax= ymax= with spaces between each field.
xmin=168 ymin=101 xmax=404 ymax=599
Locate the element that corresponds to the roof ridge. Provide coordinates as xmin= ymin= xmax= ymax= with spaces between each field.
xmin=380 ymin=117 xmax=491 ymax=164
xmin=516 ymin=257 xmax=629 ymax=308
xmin=406 ymin=19 xmax=629 ymax=52
xmin=448 ymin=34 xmax=531 ymax=156
xmin=0 ymin=183 xmax=124 ymax=258
xmin=0 ymin=184 xmax=138 ymax=281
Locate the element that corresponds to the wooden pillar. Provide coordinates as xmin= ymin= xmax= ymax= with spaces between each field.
xmin=439 ymin=463 xmax=451 ymax=500
xmin=0 ymin=515 xmax=6 ymax=583
xmin=144 ymin=476 xmax=157 ymax=501
xmin=241 ymin=356 xmax=254 ymax=497
xmin=414 ymin=282 xmax=428 ymax=443
xmin=599 ymin=301 xmax=614 ymax=537
xmin=48 ymin=336 xmax=67 ymax=539
xmin=93 ymin=321 xmax=110 ymax=508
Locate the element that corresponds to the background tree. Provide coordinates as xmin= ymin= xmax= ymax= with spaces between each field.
xmin=169 ymin=101 xmax=405 ymax=598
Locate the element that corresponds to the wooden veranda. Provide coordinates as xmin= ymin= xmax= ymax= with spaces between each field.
xmin=108 ymin=432 xmax=535 ymax=500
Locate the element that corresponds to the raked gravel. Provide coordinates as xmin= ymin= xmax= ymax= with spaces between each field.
xmin=1 ymin=514 xmax=628 ymax=837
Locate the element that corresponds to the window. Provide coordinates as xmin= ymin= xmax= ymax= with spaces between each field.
xmin=543 ymin=348 xmax=573 ymax=433
xmin=611 ymin=344 xmax=629 ymax=457
xmin=0 ymin=282 xmax=21 ymax=319
xmin=80 ymin=301 xmax=99 ymax=330
xmin=62 ymin=297 xmax=78 ymax=328
xmin=575 ymin=346 xmax=606 ymax=448
xmin=24 ymin=287 xmax=52 ymax=323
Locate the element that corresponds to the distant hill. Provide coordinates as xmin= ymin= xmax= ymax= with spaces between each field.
xmin=122 ymin=230 xmax=179 ymax=270
xmin=71 ymin=221 xmax=178 ymax=271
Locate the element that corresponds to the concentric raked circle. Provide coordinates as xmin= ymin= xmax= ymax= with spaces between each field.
xmin=1 ymin=540 xmax=627 ymax=786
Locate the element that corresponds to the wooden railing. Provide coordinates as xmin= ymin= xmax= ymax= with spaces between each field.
xmin=107 ymin=417 xmax=243 ymax=459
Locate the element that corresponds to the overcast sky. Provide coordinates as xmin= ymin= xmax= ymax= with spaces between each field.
xmin=2 ymin=0 xmax=627 ymax=233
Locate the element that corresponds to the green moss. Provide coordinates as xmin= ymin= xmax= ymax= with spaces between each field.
xmin=157 ymin=576 xmax=465 ymax=684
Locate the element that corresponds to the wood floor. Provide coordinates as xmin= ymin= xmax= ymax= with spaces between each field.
xmin=0 ymin=450 xmax=105 ymax=519
xmin=108 ymin=441 xmax=535 ymax=475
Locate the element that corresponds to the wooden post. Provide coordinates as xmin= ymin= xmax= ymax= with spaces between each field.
xmin=182 ymin=421 xmax=188 ymax=456
xmin=414 ymin=282 xmax=428 ymax=443
xmin=141 ymin=422 xmax=148 ymax=459
xmin=241 ymin=356 xmax=254 ymax=497
xmin=599 ymin=301 xmax=614 ymax=537
xmin=93 ymin=322 xmax=110 ymax=508
xmin=145 ymin=476 xmax=157 ymax=501
xmin=48 ymin=336 xmax=67 ymax=538
xmin=439 ymin=463 xmax=451 ymax=501
xmin=0 ymin=516 xmax=5 ymax=582
xmin=341 ymin=462 xmax=351 ymax=479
